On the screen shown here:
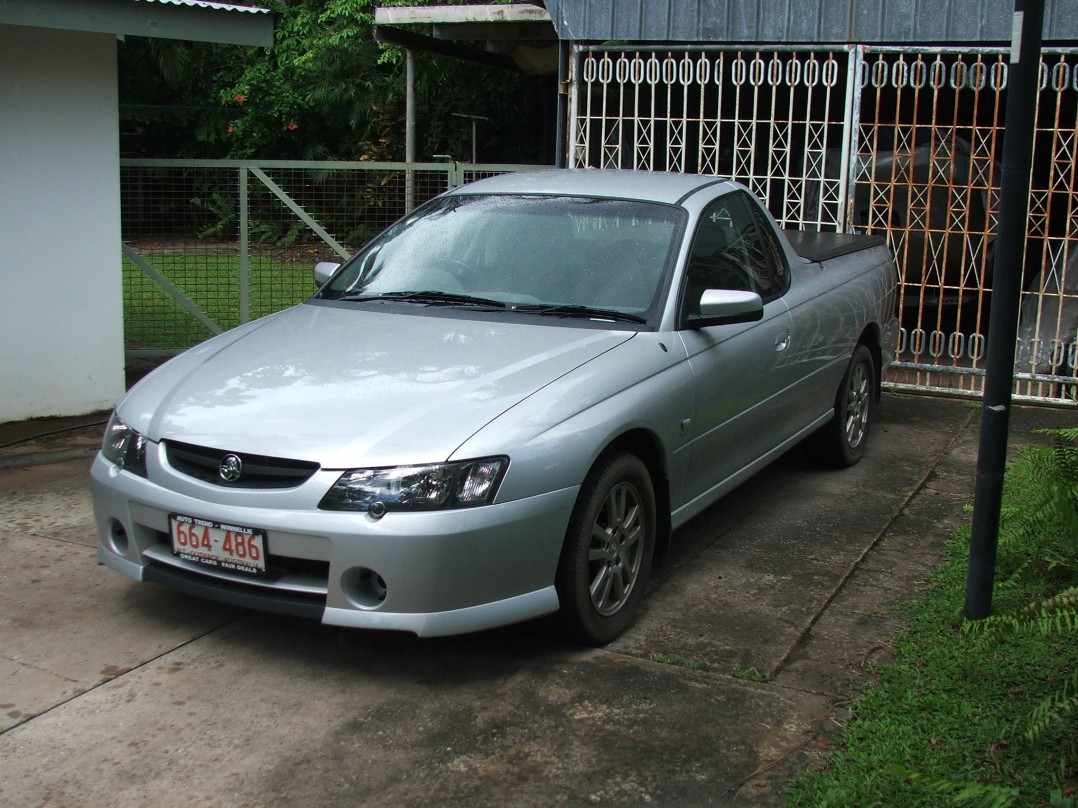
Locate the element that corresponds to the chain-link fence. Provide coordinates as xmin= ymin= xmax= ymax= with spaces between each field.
xmin=120 ymin=160 xmax=544 ymax=358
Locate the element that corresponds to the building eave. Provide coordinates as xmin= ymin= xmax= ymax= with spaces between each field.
xmin=0 ymin=0 xmax=275 ymax=47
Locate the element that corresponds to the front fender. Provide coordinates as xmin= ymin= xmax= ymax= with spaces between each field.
xmin=453 ymin=333 xmax=695 ymax=506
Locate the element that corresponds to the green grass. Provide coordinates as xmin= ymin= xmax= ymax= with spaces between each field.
xmin=123 ymin=251 xmax=317 ymax=349
xmin=787 ymin=441 xmax=1078 ymax=807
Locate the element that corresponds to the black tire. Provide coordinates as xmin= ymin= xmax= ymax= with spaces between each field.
xmin=556 ymin=453 xmax=656 ymax=645
xmin=817 ymin=344 xmax=875 ymax=468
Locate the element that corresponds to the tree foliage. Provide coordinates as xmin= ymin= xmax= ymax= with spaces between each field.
xmin=119 ymin=37 xmax=250 ymax=157
xmin=120 ymin=0 xmax=548 ymax=163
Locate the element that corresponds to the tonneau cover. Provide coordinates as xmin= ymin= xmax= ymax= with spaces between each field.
xmin=783 ymin=230 xmax=887 ymax=262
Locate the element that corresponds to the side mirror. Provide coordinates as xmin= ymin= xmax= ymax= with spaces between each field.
xmin=687 ymin=289 xmax=764 ymax=328
xmin=314 ymin=261 xmax=341 ymax=288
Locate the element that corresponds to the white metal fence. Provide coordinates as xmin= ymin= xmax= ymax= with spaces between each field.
xmin=569 ymin=43 xmax=1078 ymax=405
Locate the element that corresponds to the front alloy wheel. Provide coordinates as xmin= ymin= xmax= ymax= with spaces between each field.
xmin=589 ymin=480 xmax=647 ymax=616
xmin=557 ymin=452 xmax=656 ymax=645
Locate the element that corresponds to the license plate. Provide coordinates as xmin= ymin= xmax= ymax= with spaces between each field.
xmin=169 ymin=514 xmax=267 ymax=576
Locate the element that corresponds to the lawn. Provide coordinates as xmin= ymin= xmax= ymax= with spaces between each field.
xmin=122 ymin=250 xmax=321 ymax=349
xmin=787 ymin=433 xmax=1078 ymax=807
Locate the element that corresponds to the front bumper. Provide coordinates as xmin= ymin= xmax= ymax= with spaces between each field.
xmin=91 ymin=453 xmax=576 ymax=636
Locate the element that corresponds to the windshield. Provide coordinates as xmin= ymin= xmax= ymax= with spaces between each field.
xmin=316 ymin=194 xmax=683 ymax=321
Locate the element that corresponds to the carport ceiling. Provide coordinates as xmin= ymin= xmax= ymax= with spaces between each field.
xmin=374 ymin=3 xmax=558 ymax=75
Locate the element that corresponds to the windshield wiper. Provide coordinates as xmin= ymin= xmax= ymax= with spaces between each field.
xmin=334 ymin=290 xmax=507 ymax=309
xmin=330 ymin=292 xmax=644 ymax=323
xmin=511 ymin=304 xmax=647 ymax=324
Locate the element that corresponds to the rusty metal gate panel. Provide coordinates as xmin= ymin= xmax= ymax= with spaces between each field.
xmin=569 ymin=43 xmax=1078 ymax=405
xmin=859 ymin=47 xmax=1078 ymax=405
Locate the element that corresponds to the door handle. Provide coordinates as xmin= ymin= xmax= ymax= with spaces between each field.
xmin=775 ymin=330 xmax=791 ymax=352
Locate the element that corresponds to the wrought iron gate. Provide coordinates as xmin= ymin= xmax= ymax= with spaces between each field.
xmin=569 ymin=43 xmax=1078 ymax=405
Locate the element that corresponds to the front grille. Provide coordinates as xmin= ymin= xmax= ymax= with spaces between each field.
xmin=143 ymin=563 xmax=327 ymax=620
xmin=165 ymin=441 xmax=319 ymax=488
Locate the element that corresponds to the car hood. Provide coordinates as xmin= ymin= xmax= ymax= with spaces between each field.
xmin=120 ymin=302 xmax=635 ymax=468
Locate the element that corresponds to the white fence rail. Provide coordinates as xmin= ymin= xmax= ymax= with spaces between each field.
xmin=119 ymin=160 xmax=541 ymax=357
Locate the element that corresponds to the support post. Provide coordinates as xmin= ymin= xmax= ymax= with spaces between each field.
xmin=405 ymin=48 xmax=416 ymax=213
xmin=555 ymin=40 xmax=568 ymax=168
xmin=238 ymin=167 xmax=249 ymax=324
xmin=965 ymin=0 xmax=1045 ymax=619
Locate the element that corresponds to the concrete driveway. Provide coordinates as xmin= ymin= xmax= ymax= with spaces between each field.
xmin=2 ymin=394 xmax=1074 ymax=806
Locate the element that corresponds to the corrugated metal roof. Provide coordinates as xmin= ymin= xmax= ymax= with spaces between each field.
xmin=543 ymin=0 xmax=1078 ymax=43
xmin=0 ymin=0 xmax=274 ymax=45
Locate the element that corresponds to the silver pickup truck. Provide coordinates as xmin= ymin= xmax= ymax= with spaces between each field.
xmin=92 ymin=169 xmax=899 ymax=644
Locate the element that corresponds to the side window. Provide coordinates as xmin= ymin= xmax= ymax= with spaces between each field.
xmin=683 ymin=192 xmax=787 ymax=313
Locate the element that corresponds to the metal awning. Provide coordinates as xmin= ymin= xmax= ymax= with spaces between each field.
xmin=374 ymin=3 xmax=558 ymax=75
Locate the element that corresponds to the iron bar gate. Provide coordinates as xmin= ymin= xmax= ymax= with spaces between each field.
xmin=569 ymin=43 xmax=1078 ymax=405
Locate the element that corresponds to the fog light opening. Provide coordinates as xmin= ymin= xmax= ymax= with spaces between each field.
xmin=108 ymin=520 xmax=129 ymax=554
xmin=342 ymin=567 xmax=388 ymax=608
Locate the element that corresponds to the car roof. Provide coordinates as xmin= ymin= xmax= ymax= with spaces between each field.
xmin=447 ymin=169 xmax=738 ymax=206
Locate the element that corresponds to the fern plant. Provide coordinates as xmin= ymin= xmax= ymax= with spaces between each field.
xmin=992 ymin=428 xmax=1078 ymax=586
xmin=969 ymin=427 xmax=1078 ymax=759
xmin=886 ymin=764 xmax=1076 ymax=808
xmin=972 ymin=585 xmax=1078 ymax=741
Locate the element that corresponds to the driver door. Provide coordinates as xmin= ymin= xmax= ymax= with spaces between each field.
xmin=678 ymin=192 xmax=795 ymax=504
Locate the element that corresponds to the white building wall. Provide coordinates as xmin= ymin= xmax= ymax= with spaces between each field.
xmin=0 ymin=25 xmax=125 ymax=423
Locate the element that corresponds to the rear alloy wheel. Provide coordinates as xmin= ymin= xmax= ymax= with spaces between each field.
xmin=556 ymin=452 xmax=656 ymax=645
xmin=819 ymin=343 xmax=875 ymax=467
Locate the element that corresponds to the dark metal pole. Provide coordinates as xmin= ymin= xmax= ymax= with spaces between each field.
xmin=965 ymin=0 xmax=1045 ymax=619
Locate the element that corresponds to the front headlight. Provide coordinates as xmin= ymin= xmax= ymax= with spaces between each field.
xmin=101 ymin=412 xmax=148 ymax=477
xmin=319 ymin=457 xmax=508 ymax=515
